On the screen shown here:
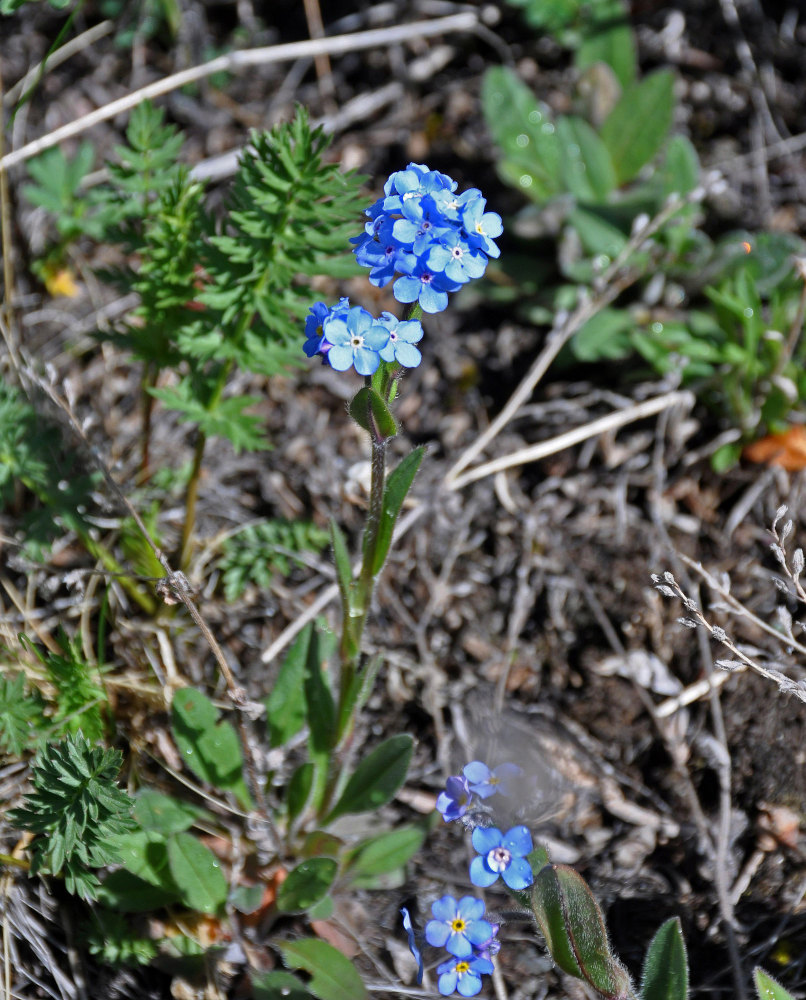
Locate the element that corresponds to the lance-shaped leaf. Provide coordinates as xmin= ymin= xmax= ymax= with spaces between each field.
xmin=329 ymin=519 xmax=353 ymax=616
xmin=531 ymin=864 xmax=632 ymax=998
xmin=640 ymin=917 xmax=688 ymax=1000
xmin=325 ymin=734 xmax=413 ymax=823
xmin=371 ymin=447 xmax=424 ymax=575
xmin=600 ymin=70 xmax=675 ymax=184
xmin=754 ymin=969 xmax=796 ymax=1000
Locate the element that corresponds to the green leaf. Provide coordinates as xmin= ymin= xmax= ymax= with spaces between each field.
xmin=326 ymin=734 xmax=413 ymax=823
xmin=343 ymin=826 xmax=424 ymax=884
xmin=576 ymin=0 xmax=636 ymax=89
xmin=372 ymin=447 xmax=424 ymax=575
xmin=97 ymin=869 xmax=181 ymax=912
xmin=531 ymin=864 xmax=632 ymax=997
xmin=276 ymin=858 xmax=338 ymax=913
xmin=348 ymin=387 xmax=397 ymax=440
xmin=265 ymin=626 xmax=310 ymax=748
xmin=329 ymin=519 xmax=353 ymax=615
xmin=304 ymin=627 xmax=337 ymax=757
xmin=555 ymin=116 xmax=616 ymax=203
xmin=600 ymin=70 xmax=675 ymax=184
xmin=166 ymin=832 xmax=228 ymax=914
xmin=482 ymin=66 xmax=563 ymax=203
xmin=253 ymin=970 xmax=315 ymax=1000
xmin=171 ymin=688 xmax=252 ymax=808
xmin=640 ymin=917 xmax=688 ymax=1000
xmin=287 ymin=763 xmax=315 ymax=824
xmin=659 ymin=135 xmax=700 ymax=199
xmin=572 ymin=308 xmax=635 ymax=362
xmin=133 ymin=790 xmax=205 ymax=835
xmin=280 ymin=938 xmax=367 ymax=1000
xmin=754 ymin=969 xmax=796 ymax=1000
xmin=568 ymin=206 xmax=628 ymax=259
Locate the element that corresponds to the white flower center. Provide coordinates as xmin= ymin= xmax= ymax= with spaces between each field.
xmin=487 ymin=847 xmax=511 ymax=873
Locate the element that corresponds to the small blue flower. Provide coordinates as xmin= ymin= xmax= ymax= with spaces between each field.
xmin=463 ymin=761 xmax=523 ymax=799
xmin=470 ymin=826 xmax=534 ymax=891
xmin=437 ymin=955 xmax=495 ymax=997
xmin=436 ymin=775 xmax=473 ymax=822
xmin=393 ymin=255 xmax=458 ymax=314
xmin=323 ymin=305 xmax=390 ymax=376
xmin=460 ymin=194 xmax=503 ymax=259
xmin=303 ymin=298 xmax=349 ymax=358
xmin=400 ymin=907 xmax=424 ymax=985
xmin=426 ymin=230 xmax=488 ymax=285
xmin=425 ymin=895 xmax=494 ymax=959
xmin=376 ymin=312 xmax=423 ymax=368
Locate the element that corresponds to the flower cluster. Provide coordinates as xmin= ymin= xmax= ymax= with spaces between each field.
xmin=402 ymin=762 xmax=534 ymax=995
xmin=303 ymin=299 xmax=423 ymax=376
xmin=352 ymin=163 xmax=503 ymax=314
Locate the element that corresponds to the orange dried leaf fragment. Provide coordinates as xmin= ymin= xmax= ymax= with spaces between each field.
xmin=743 ymin=426 xmax=806 ymax=470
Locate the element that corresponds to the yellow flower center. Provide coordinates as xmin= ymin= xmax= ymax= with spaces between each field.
xmin=450 ymin=918 xmax=467 ymax=933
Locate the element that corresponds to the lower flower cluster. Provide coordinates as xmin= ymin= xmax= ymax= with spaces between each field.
xmin=402 ymin=760 xmax=535 ymax=996
xmin=303 ymin=299 xmax=423 ymax=376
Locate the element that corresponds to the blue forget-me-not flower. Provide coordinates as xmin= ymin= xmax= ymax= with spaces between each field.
xmin=425 ymin=895 xmax=494 ymax=958
xmin=436 ymin=774 xmax=473 ymax=822
xmin=470 ymin=825 xmax=534 ymax=891
xmin=352 ymin=163 xmax=502 ymax=314
xmin=463 ymin=761 xmax=523 ymax=799
xmin=437 ymin=955 xmax=495 ymax=997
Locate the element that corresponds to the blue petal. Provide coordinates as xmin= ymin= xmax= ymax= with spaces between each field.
xmin=438 ymin=970 xmax=459 ymax=996
xmin=327 ymin=345 xmax=354 ymax=371
xmin=502 ymin=857 xmax=534 ymax=890
xmin=419 ymin=284 xmax=448 ymax=314
xmin=431 ymin=895 xmax=458 ymax=922
xmin=457 ymin=972 xmax=483 ymax=997
xmin=400 ymin=908 xmax=424 ymax=985
xmin=457 ymin=896 xmax=485 ymax=921
xmin=393 ymin=342 xmax=422 ymax=368
xmin=353 ymin=347 xmax=380 ymax=376
xmin=469 ymin=856 xmax=498 ymax=888
xmin=425 ymin=919 xmax=450 ymax=948
xmin=472 ymin=827 xmax=503 ymax=853
xmin=503 ymin=825 xmax=533 ymax=856
xmin=393 ymin=274 xmax=420 ymax=304
xmin=466 ymin=919 xmax=494 ymax=946
xmin=463 ymin=761 xmax=491 ymax=784
xmin=446 ymin=932 xmax=473 ymax=958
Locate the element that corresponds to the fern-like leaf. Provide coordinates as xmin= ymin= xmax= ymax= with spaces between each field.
xmin=9 ymin=732 xmax=136 ymax=899
xmin=0 ymin=673 xmax=44 ymax=756
xmin=219 ymin=518 xmax=329 ymax=601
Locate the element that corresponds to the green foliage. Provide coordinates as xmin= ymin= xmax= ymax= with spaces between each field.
xmin=219 ymin=518 xmax=329 ymax=601
xmin=84 ymin=910 xmax=159 ymax=967
xmin=0 ymin=0 xmax=72 ymax=14
xmin=531 ymin=861 xmax=633 ymax=996
xmin=22 ymin=143 xmax=103 ymax=241
xmin=279 ymin=938 xmax=367 ymax=1000
xmin=0 ymin=672 xmax=44 ymax=755
xmin=171 ymin=687 xmax=253 ymax=808
xmin=640 ymin=917 xmax=688 ymax=1000
xmin=9 ymin=732 xmax=136 ymax=899
xmin=22 ymin=631 xmax=108 ymax=741
xmin=505 ymin=0 xmax=636 ymax=86
xmin=754 ymin=969 xmax=796 ymax=1000
xmin=0 ymin=379 xmax=97 ymax=559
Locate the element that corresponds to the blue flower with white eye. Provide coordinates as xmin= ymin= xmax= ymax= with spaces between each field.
xmin=376 ymin=312 xmax=423 ymax=368
xmin=463 ymin=761 xmax=523 ymax=799
xmin=400 ymin=907 xmax=424 ymax=985
xmin=393 ymin=255 xmax=458 ymax=314
xmin=352 ymin=216 xmax=401 ymax=288
xmin=323 ymin=305 xmax=390 ymax=376
xmin=392 ymin=194 xmax=448 ymax=256
xmin=425 ymin=895 xmax=494 ymax=959
xmin=427 ymin=230 xmax=488 ymax=285
xmin=437 ymin=955 xmax=494 ymax=997
xmin=469 ymin=825 xmax=534 ymax=891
